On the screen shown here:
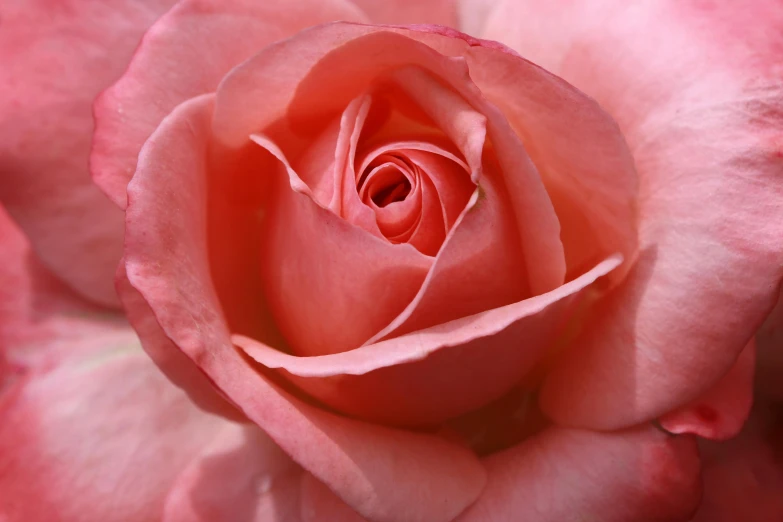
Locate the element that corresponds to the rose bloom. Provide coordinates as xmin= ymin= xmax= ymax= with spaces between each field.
xmin=1 ymin=0 xmax=782 ymax=521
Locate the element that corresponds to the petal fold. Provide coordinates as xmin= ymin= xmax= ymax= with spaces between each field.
xmin=659 ymin=339 xmax=756 ymax=441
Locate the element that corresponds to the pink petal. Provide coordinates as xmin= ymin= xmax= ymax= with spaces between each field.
xmin=122 ymin=95 xmax=487 ymax=522
xmin=163 ymin=424 xmax=305 ymax=522
xmin=475 ymin=0 xmax=783 ymax=429
xmin=116 ymin=263 xmax=244 ymax=420
xmin=332 ymin=94 xmax=386 ymax=237
xmin=460 ymin=45 xmax=638 ymax=282
xmin=0 ymin=342 xmax=227 ymax=522
xmin=349 ymin=0 xmax=456 ymax=26
xmin=91 ymin=0 xmax=367 ymax=208
xmin=251 ymin=133 xmax=432 ymax=356
xmin=0 ymin=224 xmax=227 ymax=521
xmin=659 ymin=339 xmax=756 ymax=441
xmin=456 ymin=424 xmax=702 ymax=522
xmin=234 ymin=256 xmax=620 ymax=426
xmin=0 ymin=0 xmax=177 ymax=306
xmin=690 ymin=402 xmax=783 ymax=522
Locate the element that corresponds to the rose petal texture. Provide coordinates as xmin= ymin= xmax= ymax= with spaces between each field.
xmin=0 ymin=207 xmax=223 ymax=521
xmin=466 ymin=0 xmax=783 ymax=429
xmin=0 ymin=0 xmax=179 ymax=307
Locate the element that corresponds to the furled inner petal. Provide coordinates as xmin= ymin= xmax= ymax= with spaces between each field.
xmin=359 ymin=155 xmax=421 ymax=238
xmin=295 ymin=82 xmax=478 ymax=257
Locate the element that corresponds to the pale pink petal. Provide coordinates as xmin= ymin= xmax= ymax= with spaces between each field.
xmin=456 ymin=0 xmax=497 ymax=36
xmin=757 ymin=286 xmax=783 ymax=402
xmin=91 ymin=0 xmax=367 ymax=208
xmin=474 ymin=0 xmax=783 ymax=429
xmin=163 ymin=424 xmax=304 ymax=522
xmin=456 ymin=424 xmax=702 ymax=522
xmin=234 ymin=256 xmax=620 ymax=426
xmin=0 ymin=0 xmax=177 ymax=306
xmin=0 ymin=206 xmax=127 ymax=371
xmin=0 ymin=236 xmax=227 ymax=522
xmin=659 ymin=340 xmax=756 ymax=441
xmin=0 ymin=342 xmax=227 ymax=522
xmin=349 ymin=0 xmax=456 ymax=26
xmin=123 ymin=95 xmax=486 ymax=522
xmin=690 ymin=403 xmax=783 ymax=522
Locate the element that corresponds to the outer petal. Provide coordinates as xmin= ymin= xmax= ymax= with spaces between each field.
xmin=123 ymin=95 xmax=487 ymax=522
xmin=163 ymin=424 xmax=304 ymax=522
xmin=91 ymin=0 xmax=367 ymax=208
xmin=163 ymin=424 xmax=371 ymax=522
xmin=0 ymin=0 xmax=177 ymax=306
xmin=690 ymin=403 xmax=783 ymax=522
xmin=349 ymin=0 xmax=456 ymax=26
xmin=0 ymin=206 xmax=126 ymax=372
xmin=0 ymin=341 xmax=228 ymax=522
xmin=473 ymin=0 xmax=783 ymax=428
xmin=0 ymin=216 xmax=228 ymax=521
xmin=659 ymin=340 xmax=756 ymax=441
xmin=456 ymin=424 xmax=702 ymax=522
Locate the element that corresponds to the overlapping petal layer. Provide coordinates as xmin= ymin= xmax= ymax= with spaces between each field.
xmin=467 ymin=0 xmax=783 ymax=429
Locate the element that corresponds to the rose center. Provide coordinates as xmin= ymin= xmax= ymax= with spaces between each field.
xmin=368 ymin=168 xmax=412 ymax=207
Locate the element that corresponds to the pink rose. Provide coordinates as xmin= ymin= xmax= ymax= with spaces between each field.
xmin=1 ymin=1 xmax=782 ymax=521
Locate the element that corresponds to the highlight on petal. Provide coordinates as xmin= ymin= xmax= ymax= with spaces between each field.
xmin=122 ymin=94 xmax=487 ymax=522
xmin=0 ymin=0 xmax=177 ymax=307
xmin=91 ymin=0 xmax=368 ymax=208
xmin=475 ymin=0 xmax=783 ymax=430
xmin=0 ymin=333 xmax=227 ymax=522
xmin=659 ymin=339 xmax=756 ymax=441
xmin=456 ymin=423 xmax=702 ymax=522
